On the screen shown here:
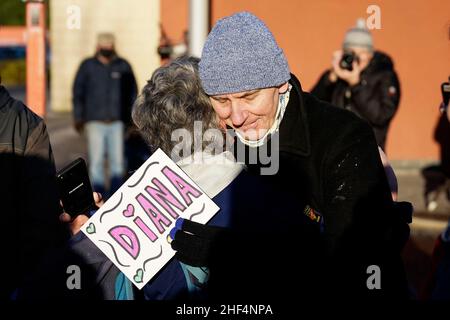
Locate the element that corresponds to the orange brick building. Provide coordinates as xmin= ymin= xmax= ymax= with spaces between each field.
xmin=161 ymin=0 xmax=450 ymax=161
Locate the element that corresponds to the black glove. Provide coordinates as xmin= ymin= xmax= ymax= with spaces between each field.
xmin=392 ymin=201 xmax=413 ymax=250
xmin=169 ymin=218 xmax=231 ymax=267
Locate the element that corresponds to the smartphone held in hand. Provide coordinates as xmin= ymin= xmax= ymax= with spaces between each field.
xmin=56 ymin=158 xmax=95 ymax=217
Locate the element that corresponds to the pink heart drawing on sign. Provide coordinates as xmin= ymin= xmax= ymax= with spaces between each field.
xmin=123 ymin=204 xmax=135 ymax=218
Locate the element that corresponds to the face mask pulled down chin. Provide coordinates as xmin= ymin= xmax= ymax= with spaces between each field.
xmin=99 ymin=49 xmax=115 ymax=58
xmin=235 ymin=84 xmax=292 ymax=148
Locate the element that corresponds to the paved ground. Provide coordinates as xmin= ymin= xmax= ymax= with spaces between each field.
xmin=7 ymin=86 xmax=450 ymax=298
xmin=45 ymin=111 xmax=87 ymax=171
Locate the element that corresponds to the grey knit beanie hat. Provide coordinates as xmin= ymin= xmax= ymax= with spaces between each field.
xmin=343 ymin=18 xmax=373 ymax=51
xmin=199 ymin=12 xmax=291 ymax=96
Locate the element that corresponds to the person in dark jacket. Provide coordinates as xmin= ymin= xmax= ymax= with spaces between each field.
xmin=0 ymin=81 xmax=68 ymax=300
xmin=73 ymin=33 xmax=137 ymax=196
xmin=61 ymin=57 xmax=324 ymax=301
xmin=169 ymin=12 xmax=411 ymax=300
xmin=311 ymin=19 xmax=401 ymax=150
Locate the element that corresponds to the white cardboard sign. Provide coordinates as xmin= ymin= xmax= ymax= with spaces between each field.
xmin=81 ymin=149 xmax=220 ymax=289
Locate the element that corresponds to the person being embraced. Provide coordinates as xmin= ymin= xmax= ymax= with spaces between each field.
xmin=61 ymin=56 xmax=323 ymax=300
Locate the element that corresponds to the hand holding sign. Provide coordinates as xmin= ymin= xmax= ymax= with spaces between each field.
xmin=81 ymin=149 xmax=220 ymax=289
xmin=170 ymin=218 xmax=231 ymax=267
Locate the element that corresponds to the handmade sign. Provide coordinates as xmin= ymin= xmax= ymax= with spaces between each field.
xmin=81 ymin=149 xmax=220 ymax=289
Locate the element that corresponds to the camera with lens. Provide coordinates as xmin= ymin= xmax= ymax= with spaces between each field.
xmin=339 ymin=51 xmax=360 ymax=71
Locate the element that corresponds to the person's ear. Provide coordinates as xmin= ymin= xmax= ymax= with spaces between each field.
xmin=278 ymin=82 xmax=289 ymax=94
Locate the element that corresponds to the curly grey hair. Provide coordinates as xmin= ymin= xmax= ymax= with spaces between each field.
xmin=132 ymin=57 xmax=223 ymax=159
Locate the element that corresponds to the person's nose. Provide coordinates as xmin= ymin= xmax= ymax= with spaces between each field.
xmin=230 ymin=100 xmax=247 ymax=127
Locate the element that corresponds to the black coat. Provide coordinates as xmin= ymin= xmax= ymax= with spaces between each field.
xmin=311 ymin=51 xmax=400 ymax=150
xmin=0 ymin=86 xmax=68 ymax=300
xmin=73 ymin=55 xmax=137 ymax=124
xmin=241 ymin=74 xmax=409 ymax=299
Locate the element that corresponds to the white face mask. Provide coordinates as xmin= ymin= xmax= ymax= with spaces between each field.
xmin=235 ymin=84 xmax=292 ymax=148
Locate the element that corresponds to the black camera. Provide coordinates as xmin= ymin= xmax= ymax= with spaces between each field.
xmin=340 ymin=51 xmax=360 ymax=71
xmin=440 ymin=77 xmax=450 ymax=113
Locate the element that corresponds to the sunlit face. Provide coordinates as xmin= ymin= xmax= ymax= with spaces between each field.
xmin=210 ymin=83 xmax=289 ymax=141
xmin=347 ymin=46 xmax=373 ymax=71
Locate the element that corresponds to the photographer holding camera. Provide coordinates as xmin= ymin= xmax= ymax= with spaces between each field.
xmin=312 ymin=19 xmax=400 ymax=150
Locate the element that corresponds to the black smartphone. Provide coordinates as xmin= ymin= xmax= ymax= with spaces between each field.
xmin=56 ymin=158 xmax=95 ymax=217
